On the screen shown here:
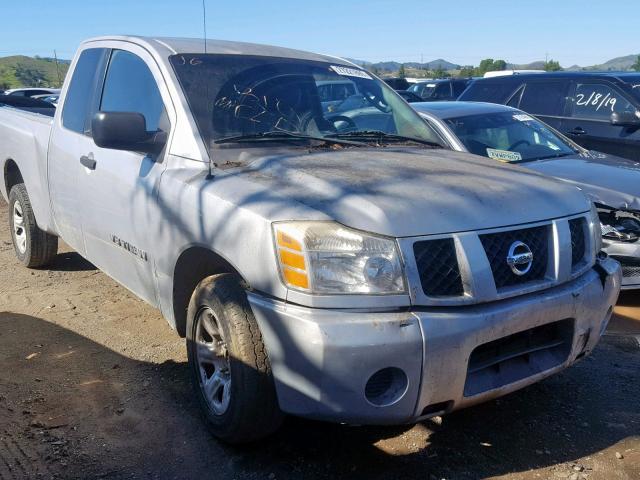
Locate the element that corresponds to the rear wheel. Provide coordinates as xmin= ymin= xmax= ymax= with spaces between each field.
xmin=186 ymin=274 xmax=283 ymax=443
xmin=8 ymin=183 xmax=58 ymax=268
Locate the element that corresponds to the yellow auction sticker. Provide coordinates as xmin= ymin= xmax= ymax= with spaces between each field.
xmin=486 ymin=148 xmax=523 ymax=162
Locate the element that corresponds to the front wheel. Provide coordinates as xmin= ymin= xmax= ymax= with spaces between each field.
xmin=8 ymin=183 xmax=58 ymax=268
xmin=186 ymin=274 xmax=283 ymax=443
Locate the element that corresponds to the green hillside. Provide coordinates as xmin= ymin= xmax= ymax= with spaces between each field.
xmin=0 ymin=55 xmax=69 ymax=89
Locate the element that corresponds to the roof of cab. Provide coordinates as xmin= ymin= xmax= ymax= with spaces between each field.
xmin=82 ymin=35 xmax=350 ymax=65
xmin=412 ymin=101 xmax=517 ymax=119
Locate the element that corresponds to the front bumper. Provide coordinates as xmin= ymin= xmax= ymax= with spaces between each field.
xmin=250 ymin=258 xmax=621 ymax=425
xmin=603 ymin=239 xmax=640 ymax=289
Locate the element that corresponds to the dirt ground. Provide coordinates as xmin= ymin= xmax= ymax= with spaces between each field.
xmin=0 ymin=201 xmax=638 ymax=480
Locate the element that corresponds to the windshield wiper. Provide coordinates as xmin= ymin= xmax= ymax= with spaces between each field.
xmin=533 ymin=152 xmax=576 ymax=161
xmin=215 ymin=130 xmax=365 ymax=146
xmin=325 ymin=130 xmax=443 ymax=148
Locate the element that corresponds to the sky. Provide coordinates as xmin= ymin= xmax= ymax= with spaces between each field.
xmin=1 ymin=0 xmax=638 ymax=67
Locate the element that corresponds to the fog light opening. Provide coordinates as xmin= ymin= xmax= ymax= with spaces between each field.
xmin=364 ymin=367 xmax=408 ymax=407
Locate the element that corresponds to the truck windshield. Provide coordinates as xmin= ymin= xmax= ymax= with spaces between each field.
xmin=170 ymin=54 xmax=442 ymax=149
xmin=445 ymin=111 xmax=578 ymax=163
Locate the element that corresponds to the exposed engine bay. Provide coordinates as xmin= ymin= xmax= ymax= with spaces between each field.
xmin=598 ymin=205 xmax=640 ymax=243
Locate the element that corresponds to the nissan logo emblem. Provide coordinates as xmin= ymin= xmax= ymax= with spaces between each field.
xmin=507 ymin=241 xmax=534 ymax=276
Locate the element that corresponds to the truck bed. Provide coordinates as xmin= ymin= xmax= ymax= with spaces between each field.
xmin=0 ymin=101 xmax=55 ymax=232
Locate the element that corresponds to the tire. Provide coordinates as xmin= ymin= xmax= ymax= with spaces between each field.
xmin=186 ymin=273 xmax=283 ymax=443
xmin=8 ymin=183 xmax=58 ymax=268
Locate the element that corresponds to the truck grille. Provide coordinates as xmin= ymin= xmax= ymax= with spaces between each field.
xmin=569 ymin=217 xmax=587 ymax=268
xmin=413 ymin=238 xmax=463 ymax=296
xmin=409 ymin=215 xmax=592 ymax=303
xmin=479 ymin=225 xmax=549 ymax=289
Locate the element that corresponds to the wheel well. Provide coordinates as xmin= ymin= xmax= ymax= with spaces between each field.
xmin=4 ymin=159 xmax=23 ymax=195
xmin=173 ymin=247 xmax=244 ymax=337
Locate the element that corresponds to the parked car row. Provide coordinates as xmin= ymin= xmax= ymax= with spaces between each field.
xmin=459 ymin=72 xmax=640 ymax=161
xmin=384 ymin=72 xmax=640 ymax=164
xmin=0 ymin=37 xmax=622 ymax=444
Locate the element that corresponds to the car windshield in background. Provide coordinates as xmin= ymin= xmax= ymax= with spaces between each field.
xmin=409 ymin=82 xmax=437 ymax=98
xmin=446 ymin=112 xmax=577 ymax=162
xmin=170 ymin=54 xmax=442 ymax=150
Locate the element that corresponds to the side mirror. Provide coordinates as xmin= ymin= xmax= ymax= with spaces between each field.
xmin=610 ymin=111 xmax=640 ymax=127
xmin=92 ymin=111 xmax=167 ymax=154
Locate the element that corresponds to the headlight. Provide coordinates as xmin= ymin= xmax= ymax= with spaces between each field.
xmin=273 ymin=221 xmax=406 ymax=294
xmin=590 ymin=203 xmax=603 ymax=254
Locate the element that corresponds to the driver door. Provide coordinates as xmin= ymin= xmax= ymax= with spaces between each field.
xmin=77 ymin=47 xmax=172 ymax=305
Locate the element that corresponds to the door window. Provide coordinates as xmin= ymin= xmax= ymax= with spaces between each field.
xmin=62 ymin=48 xmax=107 ymax=134
xmin=433 ymin=82 xmax=452 ymax=99
xmin=572 ymin=83 xmax=635 ymax=120
xmin=452 ymin=81 xmax=468 ymax=97
xmin=519 ymin=81 xmax=569 ymax=116
xmin=100 ymin=50 xmax=165 ymax=131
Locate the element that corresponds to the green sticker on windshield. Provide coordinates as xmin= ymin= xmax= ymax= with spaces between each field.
xmin=486 ymin=148 xmax=522 ymax=162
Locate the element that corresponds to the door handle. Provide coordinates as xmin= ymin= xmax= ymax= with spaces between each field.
xmin=568 ymin=127 xmax=586 ymax=136
xmin=80 ymin=155 xmax=96 ymax=170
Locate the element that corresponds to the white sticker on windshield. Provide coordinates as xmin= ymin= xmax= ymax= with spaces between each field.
xmin=486 ymin=148 xmax=522 ymax=162
xmin=426 ymin=83 xmax=437 ymax=87
xmin=513 ymin=114 xmax=534 ymax=122
xmin=330 ymin=65 xmax=372 ymax=80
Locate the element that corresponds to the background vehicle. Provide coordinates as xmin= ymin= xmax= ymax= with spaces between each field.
xmin=408 ymin=78 xmax=470 ymax=101
xmin=459 ymin=72 xmax=640 ymax=161
xmin=396 ymin=90 xmax=423 ymax=102
xmin=483 ymin=70 xmax=545 ymax=78
xmin=0 ymin=36 xmax=620 ymax=443
xmin=317 ymin=80 xmax=362 ymax=112
xmin=413 ymin=101 xmax=640 ymax=289
xmin=3 ymin=87 xmax=61 ymax=97
xmin=0 ymin=94 xmax=56 ymax=115
xmin=383 ymin=77 xmax=410 ymax=90
xmin=32 ymin=93 xmax=60 ymax=106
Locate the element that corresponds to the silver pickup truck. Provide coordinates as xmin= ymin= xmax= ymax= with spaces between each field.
xmin=0 ymin=36 xmax=621 ymax=443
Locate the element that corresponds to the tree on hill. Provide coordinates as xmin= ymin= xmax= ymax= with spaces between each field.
xmin=398 ymin=64 xmax=406 ymax=78
xmin=633 ymin=55 xmax=640 ymax=72
xmin=432 ymin=65 xmax=449 ymax=79
xmin=476 ymin=58 xmax=507 ymax=76
xmin=544 ymin=59 xmax=563 ymax=71
xmin=458 ymin=66 xmax=475 ymax=78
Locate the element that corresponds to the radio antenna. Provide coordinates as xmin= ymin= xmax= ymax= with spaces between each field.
xmin=201 ymin=0 xmax=215 ymax=178
xmin=202 ymin=0 xmax=208 ymax=54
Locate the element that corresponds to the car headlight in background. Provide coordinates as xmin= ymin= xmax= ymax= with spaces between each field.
xmin=273 ymin=222 xmax=406 ymax=294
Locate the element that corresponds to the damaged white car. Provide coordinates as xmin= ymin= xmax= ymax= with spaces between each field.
xmin=414 ymin=101 xmax=640 ymax=289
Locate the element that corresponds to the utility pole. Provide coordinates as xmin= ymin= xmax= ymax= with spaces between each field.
xmin=53 ymin=50 xmax=62 ymax=87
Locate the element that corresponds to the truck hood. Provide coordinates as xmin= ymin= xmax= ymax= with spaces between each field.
xmin=525 ymin=151 xmax=640 ymax=212
xmin=234 ymin=147 xmax=589 ymax=237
